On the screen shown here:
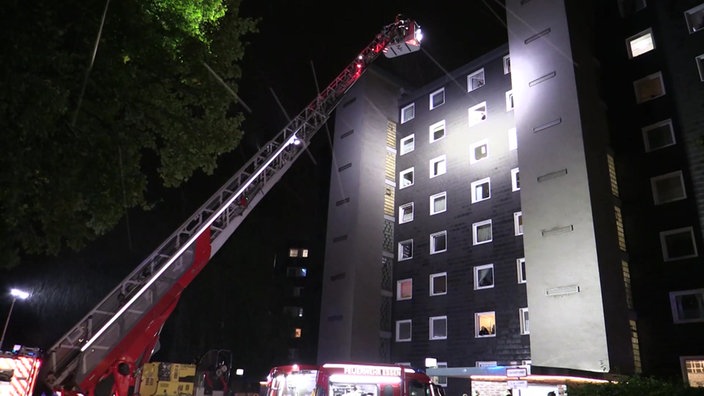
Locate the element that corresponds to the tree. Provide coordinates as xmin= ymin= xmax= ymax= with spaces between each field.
xmin=568 ymin=376 xmax=704 ymax=396
xmin=0 ymin=0 xmax=258 ymax=268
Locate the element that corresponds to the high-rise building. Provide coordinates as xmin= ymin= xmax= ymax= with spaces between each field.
xmin=318 ymin=2 xmax=704 ymax=395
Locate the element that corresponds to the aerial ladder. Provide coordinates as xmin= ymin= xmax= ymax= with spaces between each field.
xmin=41 ymin=16 xmax=422 ymax=396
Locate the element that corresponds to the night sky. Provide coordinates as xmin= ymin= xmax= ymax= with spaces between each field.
xmin=0 ymin=0 xmax=507 ymax=383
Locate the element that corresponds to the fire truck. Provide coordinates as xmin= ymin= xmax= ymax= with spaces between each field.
xmin=0 ymin=347 xmax=42 ymax=396
xmin=265 ymin=363 xmax=445 ymax=396
xmin=19 ymin=15 xmax=423 ymax=396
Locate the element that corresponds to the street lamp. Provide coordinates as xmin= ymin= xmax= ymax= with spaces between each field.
xmin=0 ymin=288 xmax=31 ymax=351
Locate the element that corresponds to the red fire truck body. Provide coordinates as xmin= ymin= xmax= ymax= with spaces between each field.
xmin=265 ymin=363 xmax=444 ymax=396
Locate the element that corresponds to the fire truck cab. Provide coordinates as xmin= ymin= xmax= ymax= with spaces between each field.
xmin=265 ymin=363 xmax=444 ymax=396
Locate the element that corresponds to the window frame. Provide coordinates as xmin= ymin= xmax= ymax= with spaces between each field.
xmin=429 ymin=155 xmax=447 ymax=178
xmin=471 ymin=177 xmax=491 ymax=203
xmin=684 ymin=4 xmax=704 ymax=34
xmin=396 ymin=319 xmax=412 ymax=342
xmin=514 ymin=211 xmax=524 ymax=236
xmin=511 ymin=168 xmax=520 ymax=191
xmin=474 ymin=264 xmax=495 ymax=290
xmin=429 ymin=88 xmax=446 ymax=110
xmin=399 ymin=202 xmax=414 ymax=224
xmin=401 ymin=103 xmax=415 ymax=124
xmin=696 ymin=54 xmax=704 ymax=82
xmin=651 ymin=170 xmax=687 ymax=205
xmin=430 ymin=230 xmax=448 ymax=254
xmin=396 ymin=278 xmax=413 ymax=301
xmin=398 ymin=239 xmax=414 ymax=261
xmin=475 ymin=311 xmax=496 ymax=338
xmin=670 ymin=289 xmax=704 ymax=323
xmin=399 ymin=167 xmax=414 ymax=189
xmin=429 ymin=315 xmax=448 ymax=340
xmin=430 ymin=272 xmax=448 ymax=296
xmin=429 ymin=120 xmax=446 ymax=143
xmin=660 ymin=227 xmax=698 ymax=261
xmin=634 ymin=71 xmax=666 ymax=103
xmin=519 ymin=308 xmax=530 ymax=335
xmin=430 ymin=191 xmax=447 ymax=215
xmin=467 ymin=68 xmax=485 ymax=92
xmin=626 ymin=28 xmax=655 ymax=58
xmin=642 ymin=119 xmax=676 ymax=152
xmin=505 ymin=90 xmax=514 ymax=111
xmin=503 ymin=54 xmax=511 ymax=74
xmin=517 ymin=258 xmax=527 ymax=284
xmin=473 ymin=219 xmax=493 ymax=245
xmin=468 ymin=101 xmax=488 ymax=127
xmin=400 ymin=134 xmax=415 ymax=155
xmin=470 ymin=138 xmax=489 ymax=164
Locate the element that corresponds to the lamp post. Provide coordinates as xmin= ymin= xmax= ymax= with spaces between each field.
xmin=0 ymin=288 xmax=30 ymax=351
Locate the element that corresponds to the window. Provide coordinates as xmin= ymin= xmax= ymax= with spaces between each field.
xmin=471 ymin=177 xmax=491 ymax=203
xmin=503 ymin=54 xmax=511 ymax=74
xmin=301 ymin=249 xmax=309 ymax=258
xmin=399 ymin=202 xmax=414 ymax=224
xmin=396 ymin=320 xmax=412 ymax=341
xmin=519 ymin=308 xmax=530 ymax=335
xmin=642 ymin=119 xmax=676 ymax=152
xmin=429 ymin=316 xmax=448 ymax=340
xmin=476 ymin=361 xmax=498 ymax=368
xmin=429 ymin=120 xmax=446 ymax=143
xmin=634 ymin=72 xmax=665 ymax=103
xmin=470 ymin=139 xmax=489 ymax=163
xmin=398 ymin=239 xmax=414 ymax=261
xmin=467 ymin=68 xmax=485 ymax=92
xmin=627 ymin=28 xmax=655 ymax=58
xmin=397 ymin=278 xmax=412 ymax=301
xmin=475 ymin=311 xmax=496 ymax=337
xmin=284 ymin=306 xmax=304 ymax=317
xmin=508 ymin=127 xmax=517 ymax=151
xmin=430 ymin=272 xmax=447 ymax=296
xmin=511 ymin=168 xmax=520 ymax=191
xmin=660 ymin=227 xmax=698 ymax=261
xmin=670 ymin=289 xmax=704 ymax=323
xmin=514 ymin=211 xmax=524 ymax=236
xmin=286 ymin=267 xmax=307 ymax=277
xmin=434 ymin=362 xmax=448 ymax=387
xmin=430 ymin=192 xmax=447 ymax=215
xmin=474 ymin=264 xmax=494 ymax=290
xmin=430 ymin=231 xmax=447 ymax=254
xmin=468 ymin=102 xmax=487 ymax=127
xmin=682 ymin=357 xmax=704 ymax=388
xmin=293 ymin=328 xmax=302 ymax=338
xmin=289 ymin=248 xmax=299 ymax=257
xmin=401 ymin=103 xmax=415 ymax=123
xmin=505 ymin=90 xmax=514 ymax=111
xmin=696 ymin=54 xmax=704 ymax=82
xmin=618 ymin=0 xmax=646 ymax=17
xmin=399 ymin=167 xmax=414 ymax=189
xmin=685 ymin=4 xmax=704 ymax=34
xmin=473 ymin=219 xmax=493 ymax=245
xmin=430 ymin=88 xmax=445 ymax=110
xmin=292 ymin=286 xmax=303 ymax=297
xmin=651 ymin=171 xmax=687 ymax=204
xmin=615 ymin=206 xmax=626 ymax=251
xmin=400 ymin=134 xmax=415 ymax=155
xmin=429 ymin=155 xmax=447 ymax=178
xmin=517 ymin=258 xmax=527 ymax=284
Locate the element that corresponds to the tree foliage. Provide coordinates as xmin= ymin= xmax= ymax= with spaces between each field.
xmin=568 ymin=376 xmax=704 ymax=396
xmin=0 ymin=0 xmax=258 ymax=268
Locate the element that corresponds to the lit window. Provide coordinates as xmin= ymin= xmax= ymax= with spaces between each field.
xmin=474 ymin=264 xmax=494 ymax=290
xmin=627 ymin=28 xmax=655 ymax=58
xmin=399 ymin=167 xmax=414 ymax=189
xmin=470 ymin=139 xmax=489 ymax=163
xmin=430 ymin=231 xmax=447 ymax=254
xmin=519 ymin=308 xmax=530 ymax=335
xmin=670 ymin=289 xmax=704 ymax=323
xmin=608 ymin=153 xmax=619 ymax=197
xmin=399 ymin=202 xmax=414 ymax=224
xmin=396 ymin=320 xmax=412 ymax=342
xmin=430 ymin=88 xmax=445 ymax=110
xmin=511 ymin=168 xmax=520 ymax=191
xmin=473 ymin=219 xmax=493 ymax=245
xmin=617 ymin=0 xmax=646 ymax=17
xmin=642 ymin=119 xmax=675 ymax=152
xmin=289 ymin=248 xmax=298 ymax=257
xmin=503 ymin=54 xmax=511 ymax=74
xmin=682 ymin=358 xmax=704 ymax=388
xmin=508 ymin=127 xmax=517 ymax=151
xmin=401 ymin=103 xmax=415 ymax=123
xmin=505 ymin=90 xmax=514 ymax=111
xmin=430 ymin=192 xmax=447 ymax=215
xmin=430 ymin=272 xmax=447 ymax=296
xmin=293 ymin=328 xmax=302 ymax=338
xmin=514 ymin=211 xmax=523 ymax=236
xmin=651 ymin=171 xmax=687 ymax=205
xmin=429 ymin=155 xmax=447 ymax=178
xmin=660 ymin=227 xmax=698 ymax=261
xmin=301 ymin=249 xmax=309 ymax=258
xmin=286 ymin=267 xmax=307 ymax=277
xmin=400 ymin=134 xmax=415 ymax=155
xmin=475 ymin=312 xmax=496 ymax=337
xmin=634 ymin=71 xmax=666 ymax=103
xmin=429 ymin=316 xmax=448 ymax=340
xmin=429 ymin=120 xmax=446 ymax=143
xmin=685 ymin=4 xmax=704 ymax=34
xmin=398 ymin=239 xmax=414 ymax=261
xmin=697 ymin=54 xmax=704 ymax=81
xmin=468 ymin=102 xmax=487 ymax=127
xmin=615 ymin=206 xmax=626 ymax=251
xmin=517 ymin=258 xmax=527 ymax=284
xmin=476 ymin=361 xmax=498 ymax=368
xmin=397 ymin=278 xmax=413 ymax=301
xmin=467 ymin=68 xmax=485 ymax=92
xmin=471 ymin=177 xmax=491 ymax=203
